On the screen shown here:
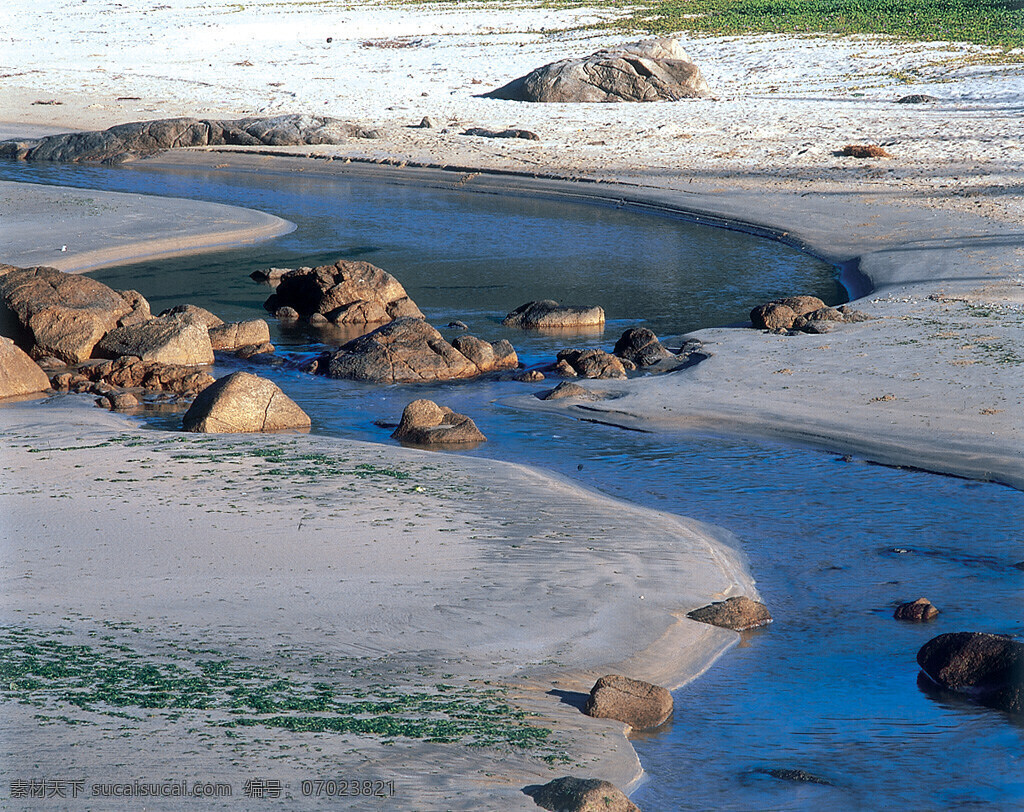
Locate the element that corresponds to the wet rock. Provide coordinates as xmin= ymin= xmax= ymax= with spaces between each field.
xmin=759 ymin=768 xmax=833 ymax=786
xmin=840 ymin=144 xmax=892 ymax=159
xmin=687 ymin=596 xmax=772 ymax=631
xmin=95 ymin=312 xmax=214 ymax=366
xmin=556 ymin=348 xmax=626 ymax=379
xmin=486 ymin=38 xmax=709 ymax=103
xmin=108 ymin=391 xmax=140 ymax=411
xmin=234 ymin=342 xmax=275 ymax=359
xmin=463 ymin=127 xmax=540 ymax=140
xmin=894 ymin=598 xmax=939 ymax=622
xmin=554 ymin=358 xmax=578 ymax=377
xmin=208 ymin=319 xmax=271 ymax=351
xmin=528 ymin=776 xmax=638 ymax=812
xmin=324 ymin=317 xmax=518 ymax=383
xmin=0 ymin=114 xmax=382 ymax=164
xmin=917 ymin=632 xmax=1024 ymax=715
xmin=583 ymin=674 xmax=673 ymax=730
xmin=540 ymin=381 xmax=600 ymax=401
xmin=264 ymin=259 xmax=423 ymax=325
xmin=451 ymin=334 xmax=517 ymax=372
xmin=503 ymin=300 xmax=605 ymax=330
xmin=391 ymin=399 xmax=486 ymax=446
xmin=613 ymin=327 xmax=673 ymax=367
xmin=159 ymin=304 xmax=224 ymax=328
xmin=0 ymin=336 xmax=51 ymax=397
xmin=516 ymin=370 xmax=545 ymax=383
xmin=182 ymin=371 xmax=310 ymax=433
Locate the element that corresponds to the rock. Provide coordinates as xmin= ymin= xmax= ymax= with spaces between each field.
xmin=759 ymin=768 xmax=833 ymax=786
xmin=556 ymin=349 xmax=626 ymax=379
xmin=837 ymin=304 xmax=874 ymax=323
xmin=446 ymin=320 xmax=469 ymax=331
xmin=94 ymin=396 xmax=111 ymax=410
xmin=235 ymin=342 xmax=275 ymax=359
xmin=416 ymin=116 xmax=436 ymax=129
xmin=108 ymin=391 xmax=140 ymax=411
xmin=840 ymin=144 xmax=892 ymax=159
xmin=95 ymin=312 xmax=214 ymax=366
xmin=750 ymin=295 xmax=827 ymax=331
xmin=391 ymin=399 xmax=486 ymax=445
xmin=0 ymin=114 xmax=382 ymax=164
xmin=791 ymin=305 xmax=875 ymax=333
xmin=516 ymin=370 xmax=545 ymax=383
xmin=917 ymin=632 xmax=1024 ymax=715
xmin=583 ymin=674 xmax=673 ymax=730
xmin=0 ymin=337 xmax=51 ymax=397
xmin=264 ymin=259 xmax=423 ymax=325
xmin=462 ymin=127 xmax=540 ymax=140
xmin=687 ymin=596 xmax=773 ymax=630
xmin=159 ymin=304 xmax=224 ymax=328
xmin=503 ymin=300 xmax=605 ymax=330
xmin=554 ymin=359 xmax=578 ymax=377
xmin=117 ymin=290 xmax=152 ymax=327
xmin=541 ymin=381 xmax=600 ymax=401
xmin=529 ymin=776 xmax=638 ymax=812
xmin=0 ymin=264 xmax=138 ymax=362
xmin=76 ymin=356 xmax=215 ymax=395
xmin=451 ymin=334 xmax=517 ymax=372
xmin=894 ymin=598 xmax=939 ymax=622
xmin=323 ymin=317 xmax=517 ymax=383
xmin=613 ymin=327 xmax=673 ymax=367
xmin=309 ymin=312 xmax=330 ymax=326
xmin=208 ymin=319 xmax=271 ymax=351
xmin=182 ymin=371 xmax=310 ymax=433
xmin=250 ymin=266 xmax=305 ymax=284
xmin=486 ymin=38 xmax=709 ymax=103
xmin=275 ymin=306 xmax=300 ymax=320
xmin=896 ymin=94 xmax=939 ymax=104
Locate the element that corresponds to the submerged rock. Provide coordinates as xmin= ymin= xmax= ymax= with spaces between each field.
xmin=687 ymin=596 xmax=772 ymax=631
xmin=182 ymin=371 xmax=310 ymax=433
xmin=583 ymin=674 xmax=673 ymax=730
xmin=917 ymin=632 xmax=1024 ymax=715
xmin=758 ymin=768 xmax=833 ymax=786
xmin=391 ymin=399 xmax=486 ymax=446
xmin=503 ymin=300 xmax=605 ymax=330
xmin=528 ymin=776 xmax=638 ymax=812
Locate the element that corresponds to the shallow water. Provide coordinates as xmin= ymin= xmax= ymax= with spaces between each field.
xmin=2 ymin=160 xmax=1021 ymax=810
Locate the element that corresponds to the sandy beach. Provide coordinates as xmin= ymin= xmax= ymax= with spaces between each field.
xmin=1 ymin=0 xmax=1023 ymax=809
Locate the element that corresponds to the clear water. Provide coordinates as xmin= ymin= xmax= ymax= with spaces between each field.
xmin=2 ymin=160 xmax=1021 ymax=811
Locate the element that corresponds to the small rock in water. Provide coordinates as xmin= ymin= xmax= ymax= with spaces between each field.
xmin=687 ymin=596 xmax=772 ymax=630
xmin=759 ymin=768 xmax=833 ymax=786
xmin=540 ymin=381 xmax=599 ymax=401
xmin=446 ymin=320 xmax=469 ymax=331
xmin=894 ymin=597 xmax=939 ymax=622
xmin=516 ymin=370 xmax=545 ymax=383
xmin=391 ymin=399 xmax=486 ymax=446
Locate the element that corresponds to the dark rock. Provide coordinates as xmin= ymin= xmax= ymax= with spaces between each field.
xmin=917 ymin=632 xmax=1024 ymax=715
xmin=446 ymin=320 xmax=469 ymax=331
xmin=391 ymin=399 xmax=486 ymax=446
xmin=556 ymin=348 xmax=626 ymax=379
xmin=416 ymin=116 xmax=436 ymax=129
xmin=274 ymin=306 xmax=300 ymax=320
xmin=486 ymin=38 xmax=709 ymax=103
xmin=750 ymin=296 xmax=827 ymax=331
xmin=324 ymin=317 xmax=518 ymax=383
xmin=583 ymin=674 xmax=673 ymax=730
xmin=182 ymin=371 xmax=310 ymax=433
xmin=894 ymin=598 xmax=939 ymax=622
xmin=516 ymin=370 xmax=545 ymax=382
xmin=840 ymin=144 xmax=893 ymax=159
xmin=463 ymin=127 xmax=540 ymax=140
xmin=503 ymin=299 xmax=605 ymax=330
xmin=896 ymin=94 xmax=939 ymax=104
xmin=95 ymin=312 xmax=214 ymax=366
xmin=251 ymin=266 xmax=307 ymax=284
xmin=541 ymin=381 xmax=600 ymax=401
xmin=759 ymin=768 xmax=833 ymax=786
xmin=687 ymin=596 xmax=772 ymax=631
xmin=0 ymin=114 xmax=382 ymax=164
xmin=234 ymin=342 xmax=275 ymax=359
xmin=528 ymin=776 xmax=638 ymax=812
xmin=613 ymin=327 xmax=673 ymax=367
xmin=0 ymin=337 xmax=51 ymax=397
xmin=108 ymin=391 xmax=140 ymax=411
xmin=554 ymin=358 xmax=578 ymax=377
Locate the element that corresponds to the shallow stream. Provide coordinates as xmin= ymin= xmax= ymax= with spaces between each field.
xmin=3 ymin=159 xmax=1021 ymax=810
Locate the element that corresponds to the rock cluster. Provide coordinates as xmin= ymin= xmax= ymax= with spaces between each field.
xmin=687 ymin=596 xmax=773 ymax=631
xmin=503 ymin=300 xmax=605 ymax=330
xmin=0 ymin=114 xmax=382 ymax=164
xmin=750 ymin=296 xmax=872 ymax=334
xmin=57 ymin=357 xmax=216 ymax=396
xmin=554 ymin=349 xmax=626 ymax=379
xmin=486 ymin=38 xmax=709 ymax=103
xmin=583 ymin=674 xmax=673 ymax=730
xmin=917 ymin=632 xmax=1023 ymax=715
xmin=529 ymin=777 xmax=638 ymax=812
xmin=391 ymin=399 xmax=486 ymax=446
xmin=182 ymin=371 xmax=310 ymax=433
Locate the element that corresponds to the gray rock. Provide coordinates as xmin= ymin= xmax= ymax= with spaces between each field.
xmin=896 ymin=94 xmax=939 ymax=104
xmin=391 ymin=399 xmax=486 ymax=446
xmin=529 ymin=776 xmax=638 ymax=812
xmin=503 ymin=300 xmax=605 ymax=330
xmin=540 ymin=381 xmax=600 ymax=401
xmin=583 ymin=674 xmax=673 ymax=730
xmin=759 ymin=768 xmax=833 ymax=786
xmin=182 ymin=371 xmax=310 ymax=433
xmin=96 ymin=313 xmax=214 ymax=366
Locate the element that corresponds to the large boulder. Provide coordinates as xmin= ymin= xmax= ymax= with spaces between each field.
xmin=750 ymin=295 xmax=826 ymax=332
xmin=529 ymin=777 xmax=638 ymax=812
xmin=555 ymin=348 xmax=626 ymax=379
xmin=391 ymin=399 xmax=486 ymax=446
xmin=503 ymin=300 xmax=605 ymax=330
xmin=613 ymin=327 xmax=673 ymax=367
xmin=264 ymin=260 xmax=423 ymax=325
xmin=95 ymin=312 xmax=214 ymax=366
xmin=687 ymin=596 xmax=773 ymax=631
xmin=324 ymin=317 xmax=517 ymax=383
xmin=486 ymin=38 xmax=709 ymax=103
xmin=182 ymin=371 xmax=310 ymax=433
xmin=917 ymin=632 xmax=1024 ymax=715
xmin=0 ymin=114 xmax=382 ymax=164
xmin=208 ymin=319 xmax=271 ymax=351
xmin=0 ymin=264 xmax=146 ymax=363
xmin=0 ymin=337 xmax=51 ymax=398
xmin=583 ymin=674 xmax=673 ymax=730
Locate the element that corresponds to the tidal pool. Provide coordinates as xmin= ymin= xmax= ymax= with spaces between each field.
xmin=2 ymin=159 xmax=1020 ymax=810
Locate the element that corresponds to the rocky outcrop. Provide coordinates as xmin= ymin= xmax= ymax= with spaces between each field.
xmin=0 ymin=114 xmax=382 ymax=164
xmin=208 ymin=319 xmax=272 ymax=352
xmin=391 ymin=399 xmax=486 ymax=446
xmin=0 ymin=337 xmax=51 ymax=398
xmin=486 ymin=38 xmax=709 ymax=103
xmin=95 ymin=312 xmax=214 ymax=366
xmin=613 ymin=327 xmax=673 ymax=367
xmin=555 ymin=349 xmax=626 ymax=379
xmin=917 ymin=632 xmax=1023 ymax=715
xmin=503 ymin=300 xmax=605 ymax=330
xmin=540 ymin=381 xmax=601 ymax=401
xmin=462 ymin=127 xmax=540 ymax=140
xmin=529 ymin=777 xmax=638 ymax=812
xmin=322 ymin=318 xmax=517 ymax=383
xmin=583 ymin=674 xmax=673 ymax=730
xmin=894 ymin=598 xmax=939 ymax=622
xmin=0 ymin=264 xmax=148 ymax=363
xmin=67 ymin=356 xmax=215 ymax=395
xmin=182 ymin=371 xmax=310 ymax=433
xmin=687 ymin=596 xmax=773 ymax=631
xmin=264 ymin=260 xmax=423 ymax=325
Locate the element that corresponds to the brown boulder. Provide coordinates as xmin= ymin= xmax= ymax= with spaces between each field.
xmin=583 ymin=674 xmax=673 ymax=730
xmin=324 ymin=318 xmax=517 ymax=383
xmin=894 ymin=598 xmax=939 ymax=622
xmin=182 ymin=371 xmax=310 ymax=433
xmin=265 ymin=260 xmax=423 ymax=324
xmin=95 ymin=313 xmax=214 ymax=366
xmin=503 ymin=300 xmax=605 ymax=330
xmin=841 ymin=144 xmax=892 ymax=159
xmin=391 ymin=399 xmax=486 ymax=446
xmin=450 ymin=334 xmax=518 ymax=372
xmin=160 ymin=304 xmax=224 ymax=328
xmin=917 ymin=632 xmax=1023 ymax=715
xmin=208 ymin=319 xmax=271 ymax=351
xmin=613 ymin=327 xmax=673 ymax=367
xmin=750 ymin=295 xmax=827 ymax=331
xmin=486 ymin=38 xmax=709 ymax=103
xmin=687 ymin=596 xmax=773 ymax=631
xmin=556 ymin=349 xmax=626 ymax=379
xmin=529 ymin=777 xmax=638 ymax=812
xmin=0 ymin=337 xmax=51 ymax=397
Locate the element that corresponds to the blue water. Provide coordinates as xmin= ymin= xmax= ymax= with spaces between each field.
xmin=2 ymin=158 xmax=1020 ymax=810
